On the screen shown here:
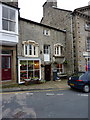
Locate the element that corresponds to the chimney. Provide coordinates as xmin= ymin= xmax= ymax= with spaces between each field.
xmin=43 ymin=0 xmax=57 ymax=8
xmin=43 ymin=0 xmax=57 ymax=17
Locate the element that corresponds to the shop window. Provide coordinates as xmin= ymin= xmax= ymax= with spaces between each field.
xmin=19 ymin=60 xmax=40 ymax=82
xmin=57 ymin=64 xmax=64 ymax=74
xmin=2 ymin=6 xmax=16 ymax=32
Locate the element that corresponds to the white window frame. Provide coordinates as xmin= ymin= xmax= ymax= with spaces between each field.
xmin=44 ymin=45 xmax=50 ymax=54
xmin=54 ymin=44 xmax=63 ymax=56
xmin=2 ymin=5 xmax=16 ymax=32
xmin=18 ymin=58 xmax=41 ymax=84
xmin=23 ymin=40 xmax=38 ymax=57
xmin=43 ymin=30 xmax=50 ymax=36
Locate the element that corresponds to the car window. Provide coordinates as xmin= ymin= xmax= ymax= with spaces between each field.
xmin=70 ymin=72 xmax=85 ymax=78
xmin=79 ymin=72 xmax=89 ymax=81
xmin=88 ymin=72 xmax=90 ymax=81
xmin=78 ymin=72 xmax=85 ymax=76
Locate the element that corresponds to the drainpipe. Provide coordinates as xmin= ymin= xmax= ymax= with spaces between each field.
xmin=70 ymin=14 xmax=74 ymax=73
xmin=16 ymin=44 xmax=18 ymax=83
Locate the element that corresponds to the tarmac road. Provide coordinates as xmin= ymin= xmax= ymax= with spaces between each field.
xmin=1 ymin=88 xmax=88 ymax=119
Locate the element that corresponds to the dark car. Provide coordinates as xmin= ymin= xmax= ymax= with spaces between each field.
xmin=68 ymin=71 xmax=90 ymax=92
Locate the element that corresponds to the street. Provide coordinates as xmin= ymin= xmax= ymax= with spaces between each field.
xmin=1 ymin=88 xmax=88 ymax=118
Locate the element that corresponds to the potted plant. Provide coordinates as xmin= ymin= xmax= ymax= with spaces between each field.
xmin=63 ymin=60 xmax=68 ymax=65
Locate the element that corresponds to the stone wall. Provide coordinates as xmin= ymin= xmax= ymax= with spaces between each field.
xmin=72 ymin=14 xmax=90 ymax=71
xmin=41 ymin=2 xmax=74 ymax=74
xmin=18 ymin=18 xmax=66 ymax=79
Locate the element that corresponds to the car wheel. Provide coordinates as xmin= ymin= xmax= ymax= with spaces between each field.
xmin=83 ymin=85 xmax=90 ymax=93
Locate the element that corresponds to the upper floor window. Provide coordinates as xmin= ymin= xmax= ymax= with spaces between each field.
xmin=54 ymin=43 xmax=63 ymax=56
xmin=23 ymin=40 xmax=38 ymax=57
xmin=86 ymin=37 xmax=90 ymax=51
xmin=44 ymin=45 xmax=50 ymax=54
xmin=2 ymin=6 xmax=16 ymax=32
xmin=43 ymin=30 xmax=50 ymax=36
xmin=85 ymin=22 xmax=90 ymax=31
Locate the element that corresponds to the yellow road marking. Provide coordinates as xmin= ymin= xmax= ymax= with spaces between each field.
xmin=0 ymin=88 xmax=68 ymax=95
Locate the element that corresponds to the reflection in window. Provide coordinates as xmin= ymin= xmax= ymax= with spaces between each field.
xmin=2 ymin=56 xmax=11 ymax=69
xmin=20 ymin=60 xmax=27 ymax=70
xmin=2 ymin=6 xmax=16 ymax=32
xmin=57 ymin=64 xmax=64 ymax=74
xmin=29 ymin=45 xmax=32 ymax=55
xmin=34 ymin=61 xmax=39 ymax=69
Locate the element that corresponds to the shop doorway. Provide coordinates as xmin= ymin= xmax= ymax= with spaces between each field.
xmin=45 ymin=65 xmax=51 ymax=81
xmin=2 ymin=56 xmax=11 ymax=81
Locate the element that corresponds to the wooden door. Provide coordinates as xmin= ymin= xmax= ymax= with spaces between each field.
xmin=45 ymin=65 xmax=51 ymax=81
xmin=2 ymin=56 xmax=11 ymax=81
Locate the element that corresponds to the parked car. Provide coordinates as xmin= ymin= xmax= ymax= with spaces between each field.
xmin=68 ymin=71 xmax=90 ymax=92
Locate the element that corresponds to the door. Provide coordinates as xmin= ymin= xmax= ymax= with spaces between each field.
xmin=2 ymin=56 xmax=11 ymax=81
xmin=45 ymin=65 xmax=51 ymax=81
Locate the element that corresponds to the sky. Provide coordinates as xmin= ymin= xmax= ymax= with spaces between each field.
xmin=18 ymin=0 xmax=90 ymax=23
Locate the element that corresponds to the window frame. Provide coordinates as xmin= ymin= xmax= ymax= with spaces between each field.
xmin=43 ymin=29 xmax=50 ymax=36
xmin=2 ymin=5 xmax=16 ymax=32
xmin=85 ymin=22 xmax=90 ymax=31
xmin=57 ymin=64 xmax=64 ymax=74
xmin=86 ymin=37 xmax=90 ymax=51
xmin=23 ymin=40 xmax=39 ymax=57
xmin=18 ymin=59 xmax=41 ymax=84
xmin=44 ymin=45 xmax=50 ymax=54
xmin=54 ymin=44 xmax=63 ymax=56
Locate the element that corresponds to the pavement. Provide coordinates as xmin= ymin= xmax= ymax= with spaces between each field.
xmin=1 ymin=79 xmax=69 ymax=93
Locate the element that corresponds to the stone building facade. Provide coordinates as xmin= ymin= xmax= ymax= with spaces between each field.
xmin=72 ymin=5 xmax=90 ymax=71
xmin=41 ymin=0 xmax=74 ymax=74
xmin=1 ymin=0 xmax=90 ymax=85
xmin=18 ymin=18 xmax=66 ymax=83
xmin=41 ymin=0 xmax=90 ymax=73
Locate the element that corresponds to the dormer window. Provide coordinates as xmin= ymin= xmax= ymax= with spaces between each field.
xmin=22 ymin=40 xmax=39 ymax=57
xmin=2 ymin=6 xmax=16 ymax=32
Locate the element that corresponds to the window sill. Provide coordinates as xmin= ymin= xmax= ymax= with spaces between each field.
xmin=24 ymin=55 xmax=38 ymax=57
xmin=85 ymin=28 xmax=90 ymax=31
xmin=53 ymin=55 xmax=65 ymax=58
xmin=1 ymin=30 xmax=18 ymax=35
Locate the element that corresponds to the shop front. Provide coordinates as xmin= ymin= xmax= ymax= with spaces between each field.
xmin=18 ymin=58 xmax=41 ymax=84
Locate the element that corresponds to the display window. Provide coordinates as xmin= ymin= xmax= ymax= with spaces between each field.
xmin=19 ymin=59 xmax=41 ymax=83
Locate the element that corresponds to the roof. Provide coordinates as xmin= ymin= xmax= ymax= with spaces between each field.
xmin=74 ymin=5 xmax=90 ymax=12
xmin=72 ymin=5 xmax=90 ymax=19
xmin=52 ymin=6 xmax=72 ymax=13
xmin=0 ymin=1 xmax=20 ymax=10
xmin=19 ymin=17 xmax=66 ymax=33
xmin=72 ymin=10 xmax=90 ymax=20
